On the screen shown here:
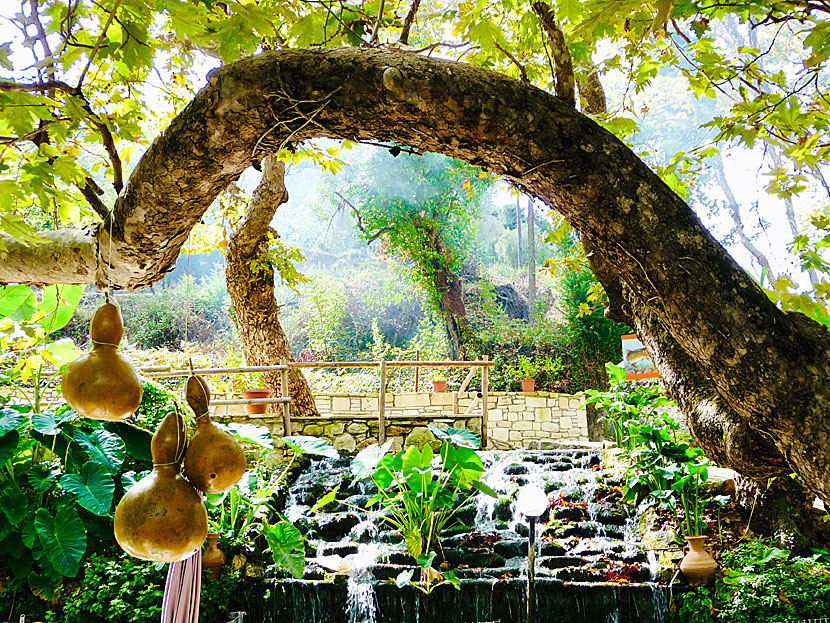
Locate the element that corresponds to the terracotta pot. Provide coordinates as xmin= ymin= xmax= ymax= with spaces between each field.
xmin=521 ymin=378 xmax=536 ymax=392
xmin=680 ymin=535 xmax=717 ymax=586
xmin=241 ymin=388 xmax=272 ymax=415
xmin=431 ymin=380 xmax=446 ymax=393
xmin=203 ymin=533 xmax=226 ymax=579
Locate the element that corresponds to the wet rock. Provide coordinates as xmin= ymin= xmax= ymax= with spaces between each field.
xmin=540 ymin=541 xmax=567 ymax=556
xmin=377 ymin=530 xmax=404 ymax=544
xmin=493 ymin=540 xmax=526 ymax=558
xmin=561 ymin=522 xmax=600 ymax=539
xmin=245 ymin=563 xmax=265 ymax=580
xmin=552 ymin=506 xmax=588 ymax=522
xmin=515 ymin=523 xmax=529 ymax=538
xmin=548 ymin=461 xmax=574 ymax=472
xmin=454 ymin=503 xmax=477 ymax=526
xmin=442 ymin=548 xmax=506 ymax=568
xmin=540 ymin=556 xmax=588 ymax=570
xmin=388 ymin=551 xmax=414 ymax=565
xmin=404 ymin=426 xmax=441 ymax=450
xmin=543 ymin=479 xmax=565 ymax=493
xmin=317 ymin=543 xmax=359 ymax=557
xmin=504 ymin=463 xmax=528 ymax=475
xmin=313 ymin=512 xmax=361 ymax=540
xmin=493 ymin=496 xmax=514 ymax=522
xmin=591 ymin=503 xmax=629 ymax=525
xmin=302 ymin=566 xmax=325 ymax=580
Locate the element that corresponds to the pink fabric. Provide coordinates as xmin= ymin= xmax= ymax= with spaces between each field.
xmin=161 ymin=549 xmax=202 ymax=623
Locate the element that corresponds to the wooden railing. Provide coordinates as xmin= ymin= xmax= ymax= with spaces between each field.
xmin=140 ymin=357 xmax=495 ymax=446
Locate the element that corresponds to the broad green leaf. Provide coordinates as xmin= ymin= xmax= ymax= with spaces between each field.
xmin=8 ymin=550 xmax=33 ymax=579
xmin=281 ymin=435 xmax=339 ymax=458
xmin=0 ymin=409 xmax=25 ymax=435
xmin=103 ymin=421 xmax=152 ymax=462
xmin=427 ymin=425 xmax=480 ymax=449
xmin=28 ymin=570 xmax=60 ymax=600
xmin=417 ymin=551 xmax=436 ymax=569
xmin=28 ymin=463 xmax=61 ymax=493
xmin=32 ymin=410 xmax=74 ymax=436
xmin=223 ymin=423 xmax=273 ymax=449
xmin=0 ymin=487 xmax=28 ymax=525
xmin=310 ymin=485 xmax=340 ymax=513
xmin=61 ymin=462 xmax=115 ymax=516
xmin=0 ymin=430 xmax=20 ymax=465
xmin=36 ymin=285 xmax=84 ymax=334
xmin=441 ymin=444 xmax=484 ymax=487
xmin=0 ymin=285 xmax=34 ymax=318
xmin=351 ymin=440 xmax=393 ymax=479
xmin=72 ymin=428 xmax=126 ymax=474
xmin=263 ymin=520 xmax=305 ymax=579
xmin=43 ymin=339 xmax=81 ymax=367
xmin=21 ymin=520 xmax=37 ymax=548
xmin=34 ymin=506 xmax=86 ymax=577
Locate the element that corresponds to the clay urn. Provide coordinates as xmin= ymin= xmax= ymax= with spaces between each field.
xmin=202 ymin=534 xmax=226 ymax=579
xmin=680 ymin=535 xmax=717 ymax=586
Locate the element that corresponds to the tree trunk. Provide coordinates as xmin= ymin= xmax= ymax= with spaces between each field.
xmin=225 ymin=156 xmax=318 ymax=416
xmin=4 ymin=47 xmax=830 ymax=505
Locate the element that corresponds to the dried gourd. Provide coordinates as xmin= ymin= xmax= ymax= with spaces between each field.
xmin=114 ymin=409 xmax=207 ymax=561
xmin=183 ymin=374 xmax=246 ymax=494
xmin=62 ymin=301 xmax=142 ymax=421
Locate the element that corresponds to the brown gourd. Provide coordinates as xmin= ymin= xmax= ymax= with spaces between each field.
xmin=183 ymin=374 xmax=246 ymax=494
xmin=62 ymin=301 xmax=142 ymax=421
xmin=114 ymin=409 xmax=207 ymax=561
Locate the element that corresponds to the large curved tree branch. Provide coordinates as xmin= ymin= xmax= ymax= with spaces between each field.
xmin=1 ymin=47 xmax=829 ymax=502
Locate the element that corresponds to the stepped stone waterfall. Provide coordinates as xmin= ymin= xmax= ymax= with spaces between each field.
xmin=229 ymin=447 xmax=669 ymax=623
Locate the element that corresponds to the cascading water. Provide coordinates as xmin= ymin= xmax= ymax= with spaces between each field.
xmin=236 ymin=446 xmax=668 ymax=623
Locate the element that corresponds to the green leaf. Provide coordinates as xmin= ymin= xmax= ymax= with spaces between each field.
xmin=43 ymin=339 xmax=81 ymax=367
xmin=223 ymin=423 xmax=273 ymax=449
xmin=0 ymin=487 xmax=28 ymax=525
xmin=61 ymin=462 xmax=115 ymax=516
xmin=8 ymin=550 xmax=33 ymax=579
xmin=34 ymin=506 xmax=86 ymax=577
xmin=72 ymin=428 xmax=126 ymax=474
xmin=263 ymin=520 xmax=305 ymax=579
xmin=0 ymin=284 xmax=34 ymax=318
xmin=441 ymin=444 xmax=484 ymax=488
xmin=36 ymin=285 xmax=84 ymax=334
xmin=417 ymin=551 xmax=436 ymax=569
xmin=427 ymin=425 xmax=479 ymax=449
xmin=310 ymin=485 xmax=340 ymax=513
xmin=351 ymin=440 xmax=394 ymax=479
xmin=103 ymin=421 xmax=152 ymax=462
xmin=28 ymin=570 xmax=61 ymax=600
xmin=0 ymin=430 xmax=20 ymax=465
xmin=28 ymin=463 xmax=61 ymax=493
xmin=281 ymin=435 xmax=339 ymax=458
xmin=0 ymin=409 xmax=25 ymax=435
xmin=395 ymin=568 xmax=414 ymax=587
xmin=32 ymin=410 xmax=73 ymax=436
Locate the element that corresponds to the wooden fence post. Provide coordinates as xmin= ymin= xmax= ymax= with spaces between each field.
xmin=279 ymin=358 xmax=292 ymax=436
xmin=481 ymin=355 xmax=489 ymax=449
xmin=379 ymin=360 xmax=387 ymax=444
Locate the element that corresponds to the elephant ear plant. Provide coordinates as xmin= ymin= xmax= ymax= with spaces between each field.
xmin=349 ymin=425 xmax=496 ymax=594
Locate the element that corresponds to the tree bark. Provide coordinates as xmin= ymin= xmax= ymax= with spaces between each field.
xmin=3 ymin=47 xmax=830 ymax=504
xmin=225 ymin=156 xmax=318 ymax=416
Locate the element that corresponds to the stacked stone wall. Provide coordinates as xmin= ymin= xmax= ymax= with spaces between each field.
xmin=212 ymin=391 xmax=588 ymax=459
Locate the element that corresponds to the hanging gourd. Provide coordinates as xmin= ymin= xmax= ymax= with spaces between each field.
xmin=183 ymin=374 xmax=246 ymax=494
xmin=62 ymin=299 xmax=142 ymax=421
xmin=114 ymin=409 xmax=207 ymax=561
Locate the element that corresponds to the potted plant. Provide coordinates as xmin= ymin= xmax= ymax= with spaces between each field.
xmin=430 ymin=368 xmax=447 ymax=393
xmin=511 ymin=355 xmax=542 ymax=392
xmin=233 ymin=374 xmax=273 ymax=415
xmin=676 ymin=459 xmax=718 ymax=586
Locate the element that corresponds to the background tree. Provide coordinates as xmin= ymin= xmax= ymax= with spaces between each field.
xmin=323 ymin=150 xmax=491 ymax=359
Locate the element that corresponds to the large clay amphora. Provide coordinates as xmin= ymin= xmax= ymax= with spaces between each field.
xmin=183 ymin=374 xmax=246 ymax=494
xmin=62 ymin=301 xmax=142 ymax=421
xmin=680 ymin=535 xmax=717 ymax=586
xmin=114 ymin=409 xmax=207 ymax=561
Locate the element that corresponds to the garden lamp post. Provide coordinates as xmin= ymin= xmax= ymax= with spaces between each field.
xmin=516 ymin=485 xmax=548 ymax=623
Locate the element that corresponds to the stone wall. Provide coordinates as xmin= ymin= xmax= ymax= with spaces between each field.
xmin=213 ymin=391 xmax=588 ymax=457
